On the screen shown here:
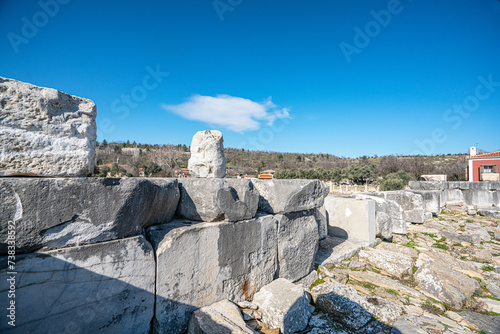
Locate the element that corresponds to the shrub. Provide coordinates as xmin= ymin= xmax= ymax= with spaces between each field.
xmin=381 ymin=178 xmax=404 ymax=191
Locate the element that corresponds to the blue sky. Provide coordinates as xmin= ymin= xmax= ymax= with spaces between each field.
xmin=1 ymin=0 xmax=499 ymax=157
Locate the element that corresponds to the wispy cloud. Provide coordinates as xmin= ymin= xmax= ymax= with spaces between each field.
xmin=162 ymin=94 xmax=290 ymax=132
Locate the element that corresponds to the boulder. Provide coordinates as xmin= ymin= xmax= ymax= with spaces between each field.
xmin=0 ymin=235 xmax=155 ymax=334
xmin=367 ymin=191 xmax=426 ymax=224
xmin=276 ymin=210 xmax=319 ymax=282
xmin=0 ymin=76 xmax=96 ymax=176
xmin=252 ymin=179 xmax=329 ymax=214
xmin=252 ymin=278 xmax=313 ymax=334
xmin=414 ymin=261 xmax=479 ymax=309
xmin=323 ymin=196 xmax=376 ymax=243
xmin=148 ymin=215 xmax=279 ymax=334
xmin=188 ymin=130 xmax=226 ymax=178
xmin=0 ymin=177 xmax=179 ymax=255
xmin=176 ymin=178 xmax=259 ymax=222
xmin=187 ymin=299 xmax=257 ymax=334
xmin=358 ymin=247 xmax=414 ymax=279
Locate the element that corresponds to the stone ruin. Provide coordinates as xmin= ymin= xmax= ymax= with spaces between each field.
xmin=1 ymin=77 xmax=500 ymax=334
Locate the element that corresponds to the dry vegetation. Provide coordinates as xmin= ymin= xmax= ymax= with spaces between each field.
xmin=96 ymin=141 xmax=468 ymax=184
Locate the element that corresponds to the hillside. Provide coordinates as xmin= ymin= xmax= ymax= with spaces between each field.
xmin=95 ymin=141 xmax=468 ymax=182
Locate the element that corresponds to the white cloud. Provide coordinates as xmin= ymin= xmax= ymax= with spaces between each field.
xmin=162 ymin=94 xmax=290 ymax=132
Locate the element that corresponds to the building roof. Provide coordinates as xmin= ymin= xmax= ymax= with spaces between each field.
xmin=469 ymin=150 xmax=500 ymax=158
xmin=258 ymin=174 xmax=273 ymax=179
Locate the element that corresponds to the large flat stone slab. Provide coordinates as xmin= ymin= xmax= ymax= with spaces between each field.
xmin=315 ymin=236 xmax=375 ymax=268
xmin=148 ymin=215 xmax=279 ymax=334
xmin=176 ymin=178 xmax=259 ymax=222
xmin=0 ymin=177 xmax=179 ymax=255
xmin=0 ymin=76 xmax=97 ymax=176
xmin=252 ymin=179 xmax=329 ymax=214
xmin=0 ymin=235 xmax=155 ymax=334
xmin=311 ymin=280 xmax=402 ymax=329
xmin=358 ymin=247 xmax=414 ymax=279
xmin=415 ymin=261 xmax=479 ymax=309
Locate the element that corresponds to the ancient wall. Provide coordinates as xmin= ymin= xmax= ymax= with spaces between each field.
xmin=0 ymin=178 xmax=328 ymax=334
xmin=409 ymin=181 xmax=500 ymax=208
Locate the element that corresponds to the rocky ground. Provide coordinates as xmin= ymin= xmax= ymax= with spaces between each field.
xmin=218 ymin=207 xmax=500 ymax=334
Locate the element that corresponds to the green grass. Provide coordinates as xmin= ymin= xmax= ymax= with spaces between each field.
xmin=482 ymin=265 xmax=495 ymax=272
xmin=402 ymin=241 xmax=418 ymax=248
xmin=433 ymin=243 xmax=448 ymax=250
xmin=423 ymin=232 xmax=437 ymax=238
xmin=485 ymin=295 xmax=500 ymax=302
xmin=363 ymin=283 xmax=376 ymax=290
xmin=371 ymin=267 xmax=381 ymax=274
xmin=460 ymin=256 xmax=467 ymax=260
xmin=421 ymin=300 xmax=444 ymax=315
xmin=453 ymin=243 xmax=462 ymax=247
xmin=386 ymin=288 xmax=398 ymax=296
xmin=310 ymin=278 xmax=325 ymax=289
xmin=436 ymin=237 xmax=447 ymax=243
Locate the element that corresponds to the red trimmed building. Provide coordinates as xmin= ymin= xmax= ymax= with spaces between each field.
xmin=466 ymin=147 xmax=500 ymax=181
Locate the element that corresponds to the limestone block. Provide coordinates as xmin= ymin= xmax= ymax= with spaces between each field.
xmin=323 ymin=196 xmax=376 ymax=243
xmin=355 ymin=193 xmax=407 ymax=236
xmin=176 ymin=178 xmax=259 ymax=222
xmin=252 ymin=179 xmax=329 ymax=214
xmin=276 ymin=210 xmax=319 ymax=282
xmin=0 ymin=236 xmax=155 ymax=334
xmin=0 ymin=177 xmax=179 ymax=255
xmin=0 ymin=76 xmax=96 ymax=176
xmin=367 ymin=191 xmax=426 ymax=224
xmin=188 ymin=130 xmax=226 ymax=178
xmin=148 ymin=215 xmax=279 ymax=334
xmin=253 ymin=278 xmax=313 ymax=334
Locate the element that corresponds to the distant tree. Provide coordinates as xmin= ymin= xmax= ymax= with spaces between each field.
xmin=98 ymin=166 xmax=110 ymax=177
xmin=144 ymin=162 xmax=161 ymax=176
xmin=346 ymin=163 xmax=376 ymax=184
xmin=102 ymin=139 xmax=108 ymax=146
xmin=380 ymin=170 xmax=415 ymax=190
xmin=380 ymin=178 xmax=404 ymax=191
